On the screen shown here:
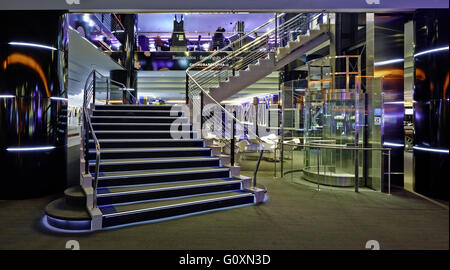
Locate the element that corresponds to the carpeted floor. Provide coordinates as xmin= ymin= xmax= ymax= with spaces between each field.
xmin=0 ymin=168 xmax=448 ymax=250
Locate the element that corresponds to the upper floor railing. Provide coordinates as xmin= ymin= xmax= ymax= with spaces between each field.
xmin=185 ymin=13 xmax=329 ymax=188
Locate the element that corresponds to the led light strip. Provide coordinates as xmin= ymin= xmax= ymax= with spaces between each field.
xmin=50 ymin=97 xmax=68 ymax=101
xmin=414 ymin=46 xmax=449 ymax=57
xmin=383 ymin=142 xmax=404 ymax=147
xmin=8 ymin=42 xmax=57 ymax=51
xmin=374 ymin=58 xmax=404 ymax=67
xmin=413 ymin=146 xmax=449 ymax=154
xmin=373 ymin=46 xmax=449 ymax=67
xmin=0 ymin=95 xmax=15 ymax=98
xmin=384 ymin=101 xmax=405 ymax=105
xmin=7 ymin=146 xmax=56 ymax=152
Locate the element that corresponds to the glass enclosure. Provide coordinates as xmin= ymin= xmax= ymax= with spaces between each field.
xmin=281 ymin=56 xmax=386 ymax=191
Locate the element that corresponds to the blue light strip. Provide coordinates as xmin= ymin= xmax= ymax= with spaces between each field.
xmin=42 ymin=216 xmax=92 ymax=234
xmin=50 ymin=97 xmax=68 ymax=101
xmin=7 ymin=146 xmax=55 ymax=152
xmin=383 ymin=142 xmax=404 ymax=147
xmin=8 ymin=41 xmax=57 ymax=51
xmin=373 ymin=46 xmax=449 ymax=67
xmin=413 ymin=146 xmax=449 ymax=154
xmin=374 ymin=58 xmax=404 ymax=67
xmin=414 ymin=46 xmax=449 ymax=57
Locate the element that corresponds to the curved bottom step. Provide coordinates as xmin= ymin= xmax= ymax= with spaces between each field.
xmin=44 ymin=197 xmax=91 ymax=231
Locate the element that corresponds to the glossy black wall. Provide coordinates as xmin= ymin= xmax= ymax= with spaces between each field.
xmin=116 ymin=14 xmax=138 ymax=97
xmin=375 ymin=14 xmax=411 ymax=190
xmin=413 ymin=10 xmax=449 ymax=201
xmin=0 ymin=11 xmax=68 ymax=199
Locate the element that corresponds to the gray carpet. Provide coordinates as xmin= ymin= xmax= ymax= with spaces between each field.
xmin=0 ymin=169 xmax=448 ymax=250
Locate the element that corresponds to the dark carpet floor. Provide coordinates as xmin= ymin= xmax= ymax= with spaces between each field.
xmin=0 ymin=168 xmax=448 ymax=250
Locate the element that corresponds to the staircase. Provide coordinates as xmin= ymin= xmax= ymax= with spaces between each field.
xmin=187 ymin=13 xmax=331 ymax=103
xmin=91 ymin=104 xmax=259 ymax=229
xmin=45 ymin=102 xmax=262 ymax=231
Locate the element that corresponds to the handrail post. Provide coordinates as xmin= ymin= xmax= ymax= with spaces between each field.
xmin=92 ymin=73 xmax=96 ymax=105
xmin=93 ymin=148 xmax=100 ymax=208
xmin=84 ymin=115 xmax=89 ymax=174
xmin=185 ymin=73 xmax=189 ymax=104
xmin=274 ymin=12 xmax=278 ymax=49
xmin=388 ymin=149 xmax=391 ymax=195
xmin=200 ymin=91 xmax=204 ymax=136
xmin=106 ymin=79 xmax=110 ymax=105
xmin=355 ymin=148 xmax=359 ymax=192
xmin=317 ymin=147 xmax=320 ymax=191
xmin=231 ymin=111 xmax=236 ymax=166
xmin=254 ymin=147 xmax=264 ymax=188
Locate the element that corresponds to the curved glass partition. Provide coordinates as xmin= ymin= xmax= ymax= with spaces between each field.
xmin=280 ymin=55 xmax=389 ymax=189
xmin=302 ymin=90 xmax=364 ymax=187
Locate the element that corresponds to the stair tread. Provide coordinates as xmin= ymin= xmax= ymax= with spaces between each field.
xmin=45 ymin=198 xmax=91 ymax=220
xmin=92 ymin=123 xmax=189 ymax=125
xmin=94 ymin=110 xmax=181 ymax=113
xmin=91 ymin=116 xmax=185 ymax=119
xmin=96 ymin=104 xmax=178 ymax=107
xmin=90 ymin=156 xmax=218 ymax=165
xmin=93 ymin=130 xmax=193 ymax=133
xmin=90 ymin=138 xmax=203 ymax=142
xmin=101 ymin=191 xmax=252 ymax=216
xmin=90 ymin=147 xmax=210 ymax=153
xmin=98 ymin=178 xmax=240 ymax=196
xmin=98 ymin=167 xmax=229 ymax=179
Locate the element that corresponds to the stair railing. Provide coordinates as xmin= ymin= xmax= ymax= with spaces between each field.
xmin=186 ymin=13 xmax=329 ymax=188
xmin=187 ymin=72 xmax=267 ymax=189
xmin=81 ymin=69 xmax=136 ymax=209
xmin=81 ymin=70 xmax=101 ymax=208
xmin=186 ymin=13 xmax=328 ymax=101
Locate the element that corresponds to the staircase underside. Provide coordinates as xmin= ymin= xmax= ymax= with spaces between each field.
xmin=208 ymin=30 xmax=330 ymax=103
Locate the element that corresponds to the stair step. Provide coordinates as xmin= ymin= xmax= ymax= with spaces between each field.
xmin=309 ymin=29 xmax=321 ymax=38
xmin=97 ymin=167 xmax=231 ymax=187
xmin=95 ymin=104 xmax=181 ymax=111
xmin=91 ymin=130 xmax=198 ymax=139
xmin=101 ymin=191 xmax=254 ymax=228
xmin=93 ymin=110 xmax=183 ymax=117
xmin=319 ymin=24 xmax=329 ymax=32
xmin=45 ymin=197 xmax=91 ymax=221
xmin=91 ymin=116 xmax=187 ymax=123
xmin=88 ymin=138 xmax=204 ymax=149
xmin=97 ymin=179 xmax=242 ymax=205
xmin=89 ymin=157 xmax=220 ymax=172
xmin=92 ymin=123 xmax=192 ymax=131
xmin=88 ymin=147 xmax=211 ymax=159
xmin=64 ymin=185 xmax=86 ymax=207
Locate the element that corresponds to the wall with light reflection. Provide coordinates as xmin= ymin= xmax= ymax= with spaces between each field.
xmin=0 ymin=11 xmax=68 ymax=199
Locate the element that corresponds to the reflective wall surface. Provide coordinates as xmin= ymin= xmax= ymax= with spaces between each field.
xmin=0 ymin=11 xmax=68 ymax=199
xmin=374 ymin=14 xmax=409 ymax=189
xmin=413 ymin=10 xmax=449 ymax=201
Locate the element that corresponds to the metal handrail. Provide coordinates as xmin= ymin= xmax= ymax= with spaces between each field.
xmin=186 ymin=13 xmax=328 ymax=188
xmin=186 ymin=72 xmax=264 ymax=188
xmin=94 ymin=72 xmax=138 ymax=104
xmin=188 ymin=13 xmax=326 ymax=91
xmin=112 ymin=14 xmax=125 ymax=31
xmin=82 ymin=70 xmax=101 ymax=209
xmin=187 ymin=13 xmax=286 ymax=72
xmin=81 ymin=69 xmax=137 ymax=209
